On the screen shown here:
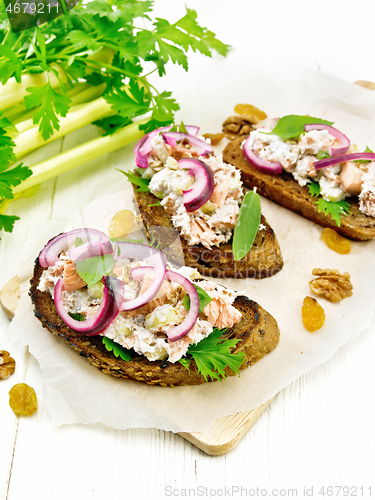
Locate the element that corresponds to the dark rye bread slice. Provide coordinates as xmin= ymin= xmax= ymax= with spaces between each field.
xmin=30 ymin=258 xmax=280 ymax=387
xmin=223 ymin=136 xmax=375 ymax=241
xmin=132 ymin=182 xmax=283 ymax=279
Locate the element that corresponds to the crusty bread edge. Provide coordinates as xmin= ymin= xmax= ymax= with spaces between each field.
xmin=223 ymin=136 xmax=375 ymax=241
xmin=29 ymin=258 xmax=280 ymax=387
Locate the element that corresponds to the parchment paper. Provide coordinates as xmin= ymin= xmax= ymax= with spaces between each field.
xmin=8 ymin=56 xmax=375 ymax=432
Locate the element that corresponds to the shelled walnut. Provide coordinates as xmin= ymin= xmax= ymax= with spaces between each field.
xmin=309 ymin=268 xmax=353 ymax=302
xmin=222 ymin=116 xmax=256 ymax=139
xmin=0 ymin=350 xmax=16 ymax=380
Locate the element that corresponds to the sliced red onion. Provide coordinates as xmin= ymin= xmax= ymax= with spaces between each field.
xmin=242 ymin=135 xmax=282 ymax=174
xmin=39 ymin=229 xmax=113 ymax=268
xmin=314 ymin=152 xmax=375 ymax=170
xmin=162 ymin=132 xmax=213 ymax=157
xmin=304 ymin=123 xmax=350 ymax=156
xmin=113 ymin=242 xmax=166 ymax=311
xmin=131 ymin=267 xmax=199 ymax=342
xmin=135 ymin=125 xmax=201 ymax=168
xmin=178 ymin=158 xmax=215 ymax=212
xmin=54 ymin=276 xmax=124 ymax=336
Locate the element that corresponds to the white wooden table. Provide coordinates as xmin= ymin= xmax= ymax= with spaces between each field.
xmin=1 ymin=1 xmax=375 ymax=498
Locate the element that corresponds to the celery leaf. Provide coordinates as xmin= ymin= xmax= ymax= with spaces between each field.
xmin=185 ymin=328 xmax=245 ymax=382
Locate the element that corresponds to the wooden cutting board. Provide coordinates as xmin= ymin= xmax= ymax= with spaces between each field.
xmin=1 ymin=80 xmax=372 ymax=455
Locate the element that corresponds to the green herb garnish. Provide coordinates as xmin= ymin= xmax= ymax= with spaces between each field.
xmin=308 ymin=181 xmax=350 ymax=226
xmin=315 ymin=198 xmax=350 ymax=227
xmin=68 ymin=312 xmax=85 ymax=322
xmin=102 ymin=337 xmax=132 ymax=362
xmin=0 ymin=1 xmax=229 ymax=235
xmin=179 ymin=328 xmax=245 ymax=382
xmin=76 ymin=254 xmax=115 ymax=288
xmin=316 ymin=150 xmax=331 ymax=160
xmin=263 ymin=115 xmax=333 ymax=141
xmin=233 ymin=190 xmax=262 ymax=261
xmin=119 ymin=170 xmax=151 ymax=193
xmin=75 ymin=237 xmax=84 ymax=247
xmin=354 ymin=146 xmax=374 ymax=164
xmin=183 ymin=284 xmax=212 ymax=313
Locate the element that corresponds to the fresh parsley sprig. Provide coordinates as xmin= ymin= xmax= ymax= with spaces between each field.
xmin=180 ymin=328 xmax=246 ymax=382
xmin=308 ymin=181 xmax=350 ymax=227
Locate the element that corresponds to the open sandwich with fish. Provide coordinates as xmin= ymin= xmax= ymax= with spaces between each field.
xmin=223 ymin=114 xmax=375 ymax=240
xmin=30 ymin=230 xmax=280 ymax=387
xmin=123 ymin=124 xmax=283 ymax=279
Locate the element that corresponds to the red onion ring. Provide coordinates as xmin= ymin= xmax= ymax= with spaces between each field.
xmin=178 ymin=158 xmax=215 ymax=212
xmin=314 ymin=152 xmax=375 ymax=170
xmin=162 ymin=132 xmax=213 ymax=157
xmin=135 ymin=125 xmax=200 ymax=168
xmin=54 ymin=276 xmax=124 ymax=336
xmin=304 ymin=124 xmax=350 ymax=156
xmin=39 ymin=229 xmax=113 ymax=268
xmin=242 ymin=135 xmax=282 ymax=174
xmin=131 ymin=267 xmax=199 ymax=342
xmin=113 ymin=242 xmax=167 ymax=311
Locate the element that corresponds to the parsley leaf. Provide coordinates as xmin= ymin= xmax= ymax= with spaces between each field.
xmin=0 ymin=163 xmax=33 ymax=199
xmin=69 ymin=312 xmax=85 ymax=321
xmin=76 ymin=254 xmax=115 ymax=288
xmin=183 ymin=328 xmax=246 ymax=382
xmin=308 ymin=181 xmax=321 ymax=197
xmin=315 ymin=198 xmax=351 ymax=227
xmin=0 ymin=214 xmax=20 ymax=233
xmin=119 ymin=169 xmax=151 ymax=192
xmin=307 ymin=181 xmax=350 ymax=226
xmin=267 ymin=115 xmax=334 ymax=141
xmin=183 ymin=284 xmax=212 ymax=313
xmin=24 ymin=82 xmax=71 ymax=141
xmin=102 ymin=337 xmax=132 ymax=362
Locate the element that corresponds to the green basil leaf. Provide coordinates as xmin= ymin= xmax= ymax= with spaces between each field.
xmin=183 ymin=284 xmax=212 ymax=313
xmin=265 ymin=115 xmax=334 ymax=141
xmin=75 ymin=237 xmax=84 ymax=247
xmin=233 ymin=190 xmax=262 ymax=261
xmin=76 ymin=254 xmax=115 ymax=288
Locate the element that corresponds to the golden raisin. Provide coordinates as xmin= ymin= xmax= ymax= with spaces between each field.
xmin=321 ymin=227 xmax=351 ymax=254
xmin=108 ymin=209 xmax=135 ymax=239
xmin=302 ymin=296 xmax=325 ymax=332
xmin=234 ymin=103 xmax=267 ymax=122
xmin=202 ymin=132 xmax=225 ymax=146
xmin=0 ymin=350 xmax=15 ymax=380
xmin=9 ymin=383 xmax=38 ymax=416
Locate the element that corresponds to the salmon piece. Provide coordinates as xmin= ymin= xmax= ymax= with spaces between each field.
xmin=340 ymin=162 xmax=363 ymax=195
xmin=200 ymin=281 xmax=242 ymax=329
xmin=189 ymin=218 xmax=224 ymax=248
xmin=203 ymin=296 xmax=241 ymax=329
xmin=211 ymin=181 xmax=230 ymax=207
xmin=63 ymin=260 xmax=86 ymax=292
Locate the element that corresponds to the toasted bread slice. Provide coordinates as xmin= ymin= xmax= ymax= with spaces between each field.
xmin=30 ymin=259 xmax=280 ymax=387
xmin=132 ymin=181 xmax=283 ymax=279
xmin=223 ymin=136 xmax=375 ymax=241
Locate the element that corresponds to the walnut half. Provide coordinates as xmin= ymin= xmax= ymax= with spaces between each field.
xmin=0 ymin=350 xmax=16 ymax=380
xmin=309 ymin=268 xmax=353 ymax=303
xmin=222 ymin=116 xmax=256 ymax=140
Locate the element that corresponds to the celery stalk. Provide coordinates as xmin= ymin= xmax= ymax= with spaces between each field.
xmin=12 ymin=121 xmax=146 ymax=196
xmin=13 ymin=95 xmax=116 ymax=159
